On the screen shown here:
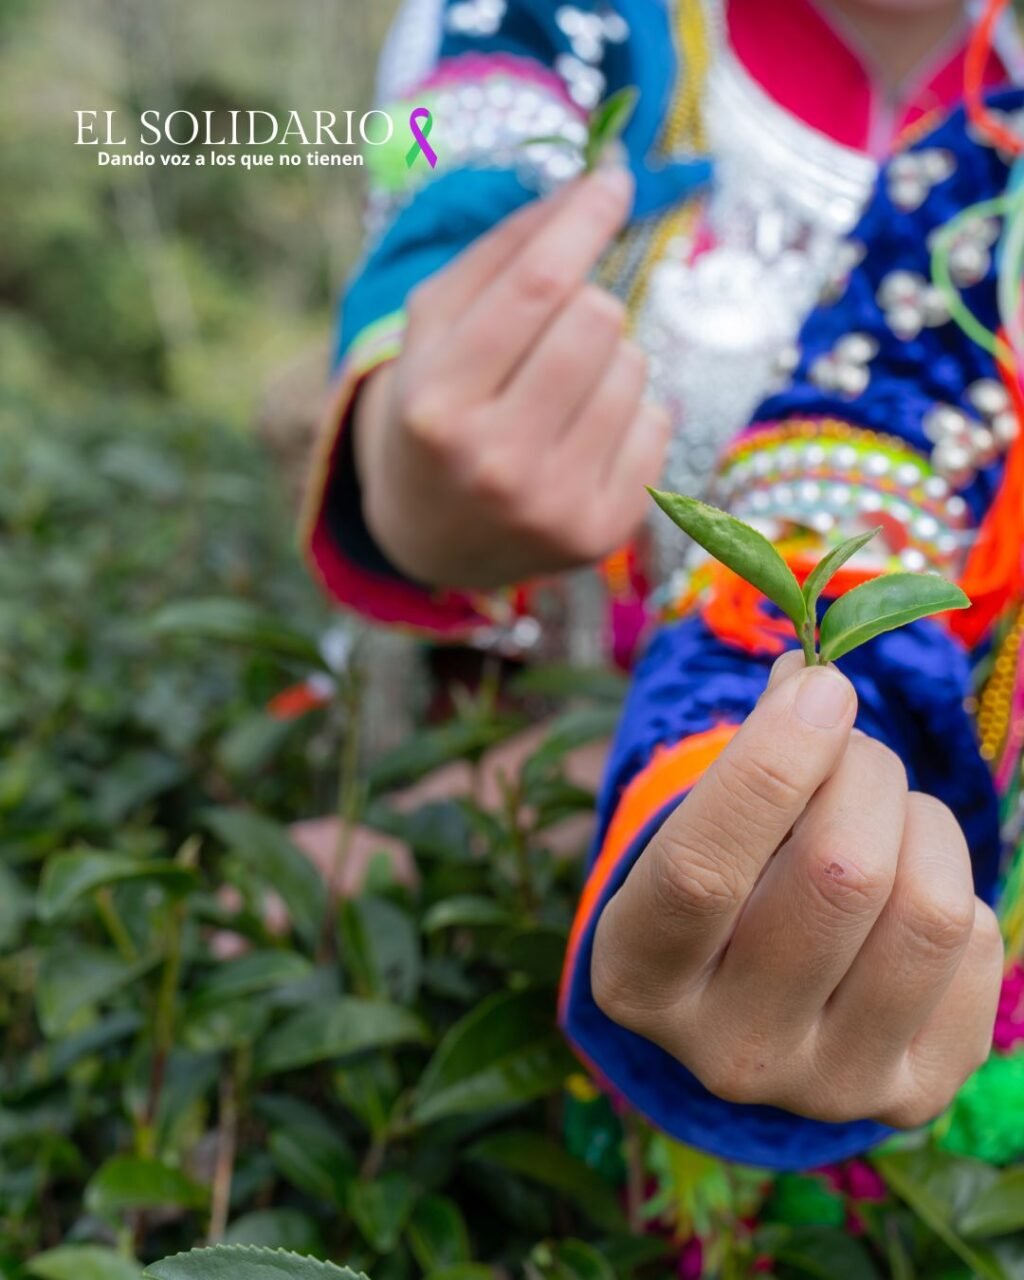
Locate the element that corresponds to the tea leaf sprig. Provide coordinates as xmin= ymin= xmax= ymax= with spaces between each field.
xmin=526 ymin=86 xmax=639 ymax=173
xmin=650 ymin=489 xmax=970 ymax=666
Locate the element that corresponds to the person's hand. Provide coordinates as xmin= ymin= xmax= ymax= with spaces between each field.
xmin=353 ymin=167 xmax=669 ymax=589
xmin=591 ymin=652 xmax=1004 ymax=1129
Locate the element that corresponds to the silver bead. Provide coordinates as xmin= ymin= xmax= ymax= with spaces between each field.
xmin=878 ymin=270 xmax=922 ymax=308
xmin=923 ymin=405 xmax=969 ymax=443
xmin=947 ymin=495 xmax=968 ymax=520
xmin=923 ymin=475 xmax=950 ymax=500
xmin=865 ymin=453 xmax=890 ymax=478
xmin=888 ymin=304 xmax=923 ymax=342
xmin=968 ymin=426 xmax=999 ymax=468
xmin=914 ymin=514 xmax=940 ymax=540
xmin=920 ymin=149 xmax=956 ymax=182
xmin=890 ymin=176 xmax=927 ymax=211
xmin=834 ymin=445 xmax=859 ymax=470
xmin=836 ymin=332 xmax=879 ymax=364
xmin=932 ymin=439 xmax=975 ymax=485
xmin=836 ymin=363 xmax=869 ymax=397
xmin=809 ymin=512 xmax=835 ymax=534
xmin=859 ymin=492 xmax=884 ymax=513
xmin=967 ymin=378 xmax=1011 ymax=419
xmin=949 ymin=242 xmax=990 ymax=288
xmin=896 ymin=462 xmax=923 ymax=487
xmin=799 ymin=481 xmax=822 ymax=504
xmin=921 ymin=287 xmax=950 ymax=328
xmin=993 ymin=410 xmax=1020 ymax=448
xmin=810 ymin=356 xmax=839 ymax=390
xmin=804 ymin=444 xmax=827 ymax=467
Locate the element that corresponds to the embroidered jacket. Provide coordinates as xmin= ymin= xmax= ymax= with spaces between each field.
xmin=561 ymin=91 xmax=1024 ymax=1171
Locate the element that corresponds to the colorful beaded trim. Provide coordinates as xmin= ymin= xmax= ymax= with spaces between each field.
xmin=714 ymin=419 xmax=975 ymax=575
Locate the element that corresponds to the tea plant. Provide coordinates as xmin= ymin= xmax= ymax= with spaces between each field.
xmin=650 ymin=490 xmax=970 ymax=665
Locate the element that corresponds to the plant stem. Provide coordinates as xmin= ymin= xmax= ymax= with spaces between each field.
xmin=209 ymin=1054 xmax=240 ymax=1243
xmin=141 ymin=900 xmax=185 ymax=1154
xmin=320 ymin=666 xmax=363 ymax=962
xmin=95 ymin=888 xmax=138 ymax=962
xmin=799 ymin=617 xmax=819 ymax=667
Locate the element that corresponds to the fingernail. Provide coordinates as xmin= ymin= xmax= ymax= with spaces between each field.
xmin=766 ymin=650 xmax=804 ymax=692
xmin=794 ymin=666 xmax=854 ymax=729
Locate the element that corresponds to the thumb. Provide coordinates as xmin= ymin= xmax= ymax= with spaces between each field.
xmin=603 ymin=658 xmax=858 ymax=981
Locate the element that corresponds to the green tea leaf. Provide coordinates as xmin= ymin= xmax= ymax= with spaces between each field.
xmin=649 ymin=489 xmax=806 ymax=627
xmin=223 ymin=1210 xmax=326 ymax=1256
xmin=85 ymin=1156 xmax=209 ymax=1219
xmin=819 ymin=573 xmax=970 ymax=663
xmin=422 ymin=896 xmax=516 ymax=934
xmin=188 ymin=950 xmax=313 ymax=1006
xmin=469 ymin=1130 xmax=626 ymax=1229
xmin=255 ymin=997 xmax=430 ymax=1077
xmin=407 ymin=1195 xmax=472 ymax=1272
xmin=36 ymin=944 xmax=155 ymax=1036
xmin=28 ymin=1246 xmax=144 ymax=1280
xmin=37 ymin=851 xmax=196 ymax=923
xmin=268 ymin=1123 xmax=354 ymax=1207
xmin=144 ymin=1248 xmax=367 ymax=1279
xmin=585 ymin=86 xmax=639 ymax=171
xmin=148 ymin=599 xmax=327 ymax=670
xmin=874 ymin=1152 xmax=1004 ymax=1280
xmin=413 ymin=988 xmax=573 ymax=1126
xmin=349 ymin=1172 xmax=418 ymax=1253
xmin=960 ymin=1168 xmax=1024 ymax=1238
xmin=801 ymin=528 xmax=881 ymax=616
xmin=205 ymin=809 xmax=326 ymax=949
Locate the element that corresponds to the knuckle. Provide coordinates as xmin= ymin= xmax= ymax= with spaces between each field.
xmin=855 ymin=736 xmax=908 ymax=792
xmin=715 ymin=753 xmax=804 ymax=824
xmin=973 ymin=902 xmax=1005 ymax=961
xmin=901 ymin=882 xmax=975 ymax=960
xmin=907 ymin=790 xmax=963 ymax=836
xmin=648 ymin=836 xmax=743 ymax=922
xmin=878 ymin=1086 xmax=952 ymax=1132
xmin=805 ymin=846 xmax=894 ymax=920
xmin=518 ymin=258 xmax=573 ymax=308
xmin=697 ymin=1045 xmax=777 ymax=1107
xmin=403 ymin=391 xmax=452 ymax=452
xmin=470 ymin=450 xmax=521 ymax=506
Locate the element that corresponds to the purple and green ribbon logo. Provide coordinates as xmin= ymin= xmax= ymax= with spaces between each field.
xmin=406 ymin=106 xmax=438 ymax=170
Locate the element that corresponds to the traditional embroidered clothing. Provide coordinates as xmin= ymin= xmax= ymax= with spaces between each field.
xmin=303 ymin=0 xmax=1017 ymax=661
xmin=562 ymin=90 xmax=1024 ymax=1171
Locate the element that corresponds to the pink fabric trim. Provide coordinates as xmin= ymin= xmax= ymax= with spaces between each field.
xmin=416 ymin=52 xmax=585 ymax=117
xmin=728 ymin=0 xmax=1009 ymax=152
xmin=303 ymin=360 xmax=490 ymax=637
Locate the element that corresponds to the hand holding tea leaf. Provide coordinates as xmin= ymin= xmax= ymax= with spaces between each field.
xmin=591 ymin=491 xmax=1000 ymax=1130
xmin=526 ymin=86 xmax=639 ymax=172
xmin=648 ymin=489 xmax=970 ymax=664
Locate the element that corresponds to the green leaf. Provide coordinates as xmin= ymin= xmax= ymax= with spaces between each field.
xmin=585 ymin=86 xmax=639 ymax=171
xmin=37 ymin=850 xmax=196 ymax=922
xmin=469 ymin=1131 xmax=625 ymax=1229
xmin=874 ymin=1151 xmax=1005 ymax=1280
xmin=412 ymin=988 xmax=573 ymax=1126
xmin=422 ymin=896 xmax=516 ymax=934
xmin=338 ymin=895 xmax=421 ymax=1002
xmin=85 ymin=1156 xmax=209 ymax=1220
xmin=144 ymin=1248 xmax=367 ymax=1279
xmin=819 ymin=573 xmax=970 ymax=663
xmin=205 ymin=809 xmax=326 ymax=949
xmin=960 ymin=1168 xmax=1024 ymax=1239
xmin=182 ymin=997 xmax=271 ymax=1054
xmin=772 ymin=1225 xmax=882 ymax=1280
xmin=36 ymin=943 xmax=154 ymax=1036
xmin=148 ymin=598 xmax=327 ymax=670
xmin=27 ymin=1246 xmax=144 ymax=1280
xmin=649 ymin=489 xmax=807 ymax=628
xmin=268 ymin=1124 xmax=354 ymax=1207
xmin=190 ymin=950 xmax=313 ymax=1004
xmin=367 ymin=716 xmax=523 ymax=792
xmin=425 ymin=1270 xmax=496 ymax=1280
xmin=534 ymin=1240 xmax=616 ymax=1280
xmin=349 ymin=1172 xmax=418 ymax=1253
xmin=224 ymin=1210 xmax=326 ymax=1256
xmin=802 ymin=528 xmax=881 ymax=615
xmin=255 ymin=997 xmax=430 ymax=1077
xmin=407 ymin=1195 xmax=471 ymax=1272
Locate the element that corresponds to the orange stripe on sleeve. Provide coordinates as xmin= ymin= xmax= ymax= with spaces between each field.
xmin=559 ymin=722 xmax=739 ymax=1016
